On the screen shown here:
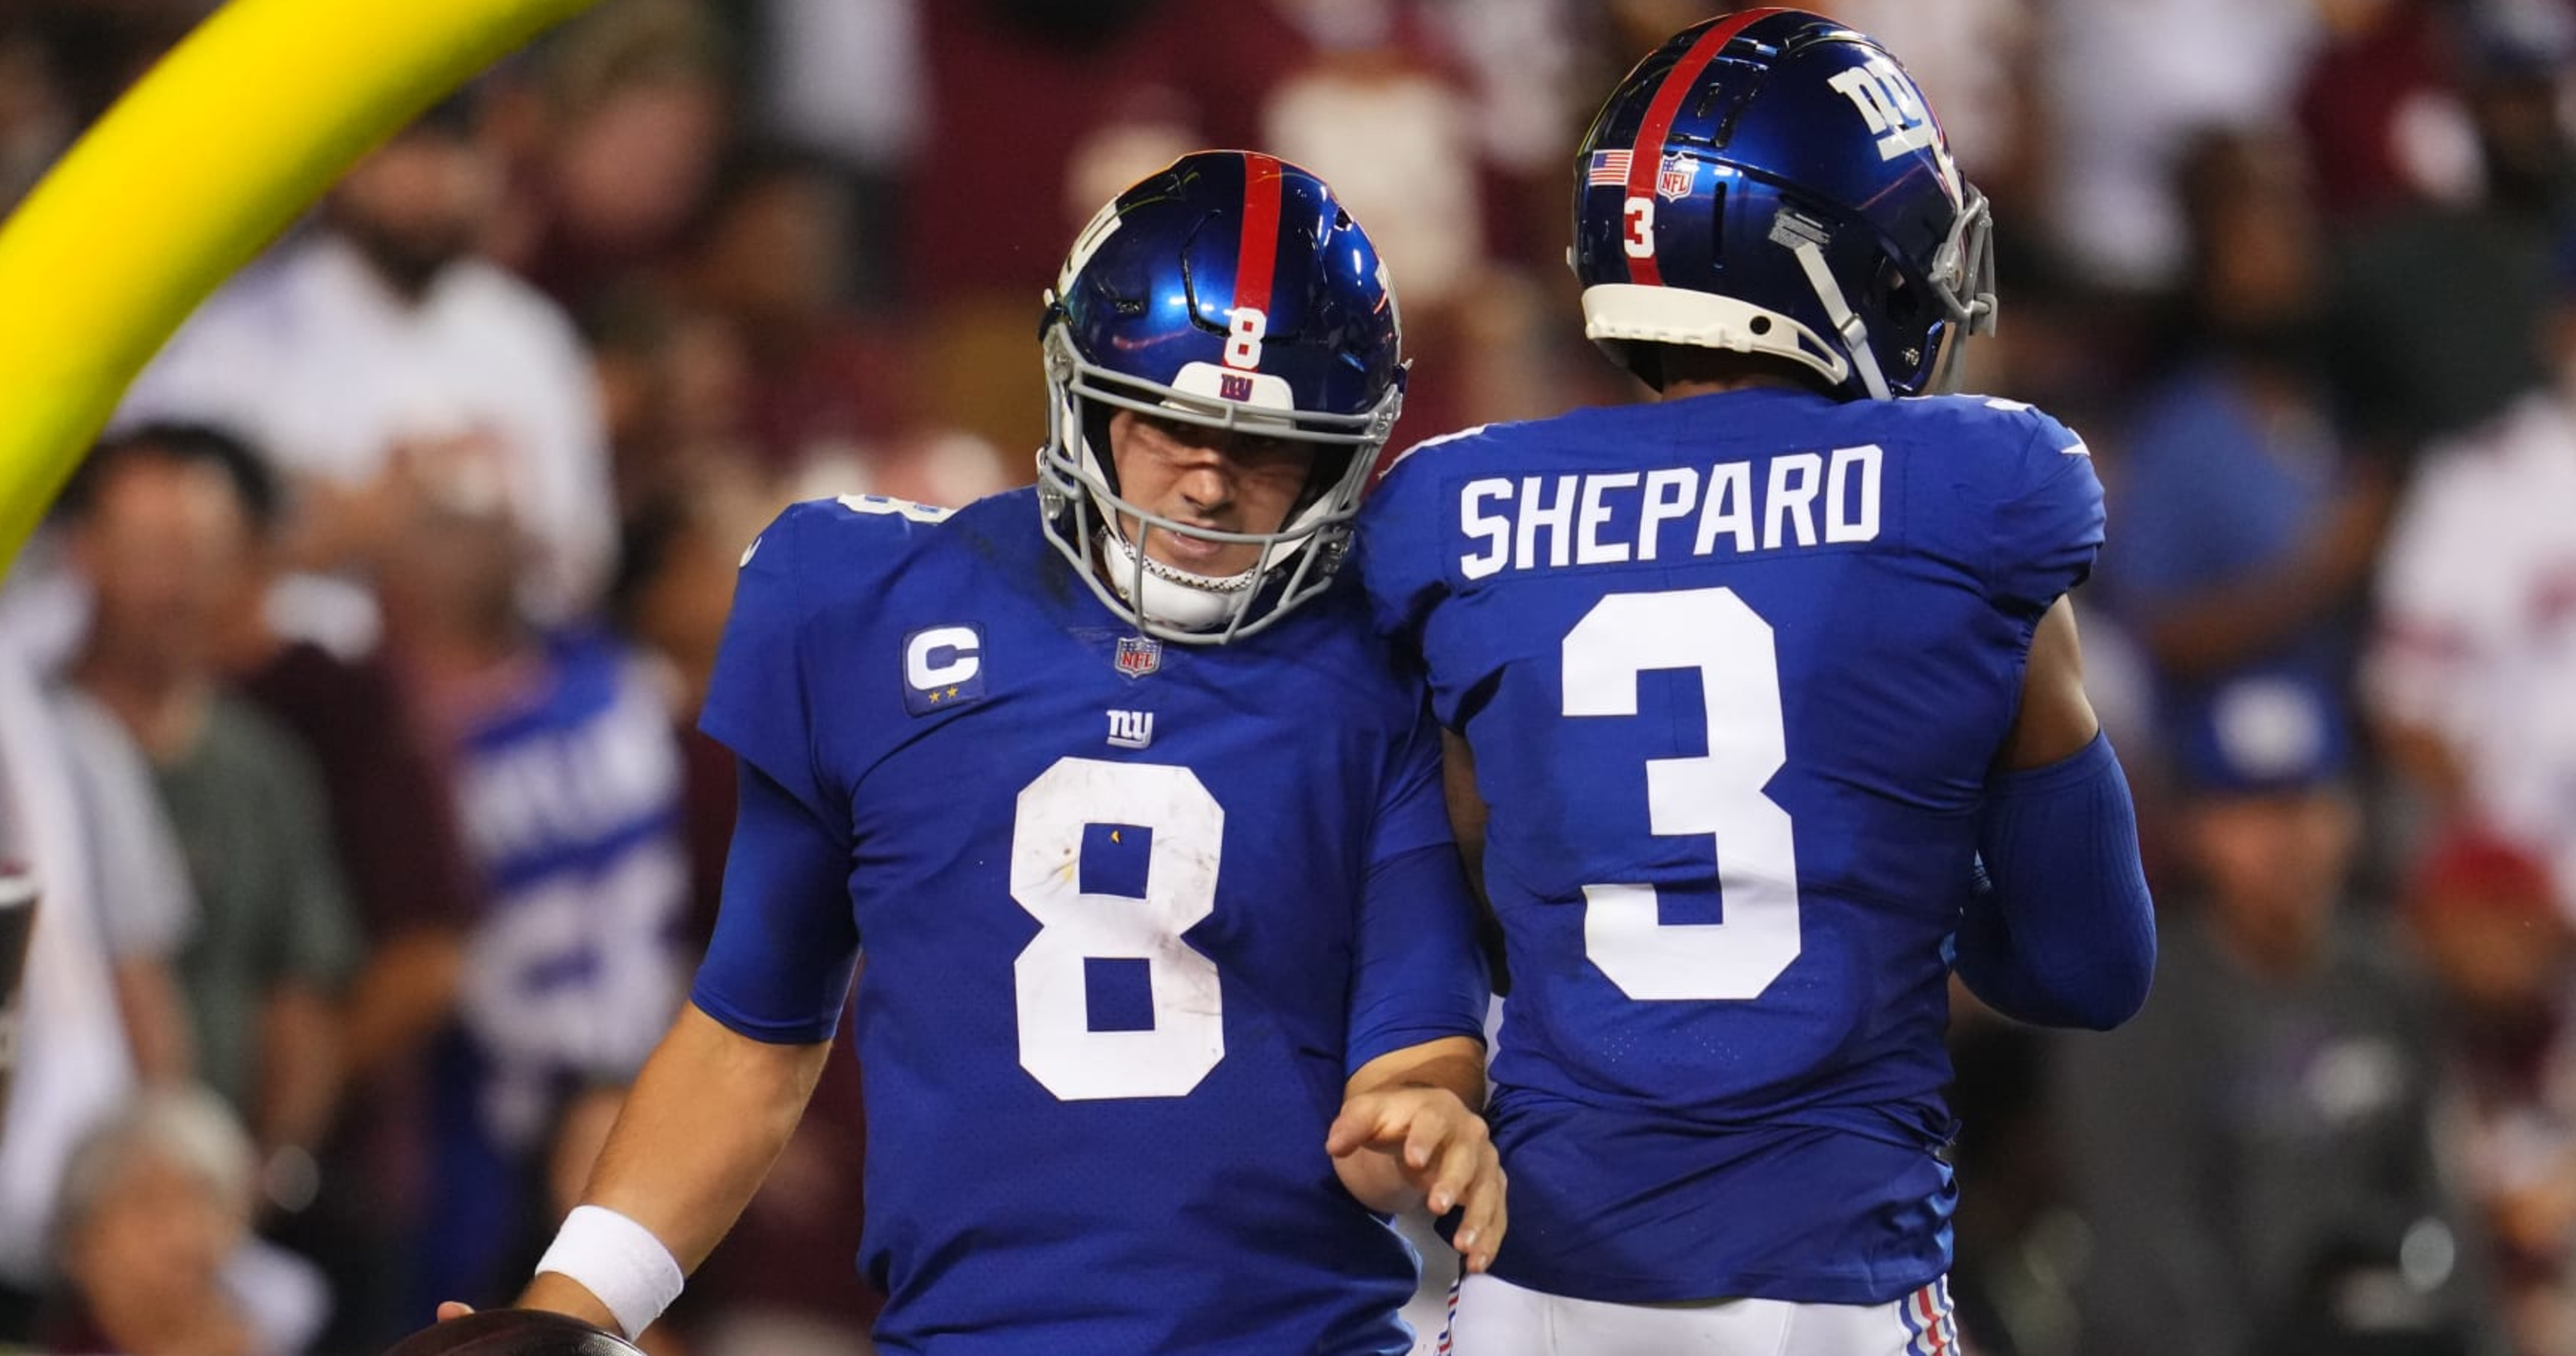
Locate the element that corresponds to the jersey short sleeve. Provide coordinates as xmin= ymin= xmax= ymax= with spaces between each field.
xmin=1344 ymin=687 xmax=1490 ymax=1075
xmin=1976 ymin=401 xmax=2107 ymax=616
xmin=693 ymin=500 xmax=865 ymax=1042
xmin=700 ymin=501 xmax=845 ymax=822
xmin=1356 ymin=424 xmax=1493 ymax=647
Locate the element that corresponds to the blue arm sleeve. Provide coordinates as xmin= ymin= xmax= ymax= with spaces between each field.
xmin=1954 ymin=731 xmax=2156 ymax=1031
xmin=1346 ymin=843 xmax=1492 ymax=1076
xmin=1344 ymin=697 xmax=1491 ymax=1076
xmin=689 ymin=760 xmax=860 ymax=1044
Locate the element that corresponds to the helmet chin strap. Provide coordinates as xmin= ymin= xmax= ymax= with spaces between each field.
xmin=1771 ymin=211 xmax=1892 ymax=402
xmin=1097 ymin=523 xmax=1258 ymax=633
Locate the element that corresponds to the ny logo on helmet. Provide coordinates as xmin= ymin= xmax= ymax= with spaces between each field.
xmin=1828 ymin=58 xmax=1936 ymax=161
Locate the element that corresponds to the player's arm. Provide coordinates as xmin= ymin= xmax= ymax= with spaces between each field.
xmin=1333 ymin=692 xmax=1506 ymax=1271
xmin=491 ymin=759 xmax=859 ymax=1339
xmin=1952 ymin=595 xmax=2156 ymax=1030
xmin=511 ymin=1003 xmax=834 ymax=1332
xmin=1327 ymin=1035 xmax=1504 ymax=1273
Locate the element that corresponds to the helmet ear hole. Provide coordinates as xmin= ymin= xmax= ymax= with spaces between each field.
xmin=1878 ymin=263 xmax=1923 ymax=328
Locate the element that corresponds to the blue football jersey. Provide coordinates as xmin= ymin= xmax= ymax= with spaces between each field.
xmin=1359 ymin=388 xmax=2104 ymax=1306
xmin=424 ymin=630 xmax=691 ymax=1307
xmin=693 ymin=490 xmax=1489 ymax=1356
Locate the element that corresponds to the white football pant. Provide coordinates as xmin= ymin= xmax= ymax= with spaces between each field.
xmin=1443 ymin=1271 xmax=1960 ymax=1356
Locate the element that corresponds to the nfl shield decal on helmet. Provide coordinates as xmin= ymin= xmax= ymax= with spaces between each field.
xmin=1656 ymin=151 xmax=1698 ymax=202
xmin=1114 ymin=635 xmax=1163 ymax=679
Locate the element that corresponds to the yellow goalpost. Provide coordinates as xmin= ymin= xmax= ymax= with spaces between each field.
xmin=0 ymin=0 xmax=605 ymax=572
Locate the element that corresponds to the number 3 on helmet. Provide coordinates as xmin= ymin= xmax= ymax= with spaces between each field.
xmin=1573 ymin=7 xmax=1997 ymax=401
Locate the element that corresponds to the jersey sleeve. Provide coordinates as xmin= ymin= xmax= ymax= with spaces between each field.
xmin=1979 ymin=404 xmax=2108 ymax=616
xmin=1355 ymin=426 xmax=1487 ymax=647
xmin=693 ymin=501 xmax=864 ymax=1042
xmin=700 ymin=501 xmax=843 ymax=822
xmin=690 ymin=763 xmax=860 ymax=1043
xmin=1344 ymin=690 xmax=1491 ymax=1075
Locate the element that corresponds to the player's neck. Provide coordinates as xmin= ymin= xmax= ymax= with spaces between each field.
xmin=1659 ymin=373 xmax=1815 ymax=403
xmin=1649 ymin=346 xmax=1830 ymax=403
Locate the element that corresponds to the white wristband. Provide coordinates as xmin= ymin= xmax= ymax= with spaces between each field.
xmin=534 ymin=1204 xmax=686 ymax=1340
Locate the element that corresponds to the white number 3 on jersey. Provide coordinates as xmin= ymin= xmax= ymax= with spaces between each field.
xmin=1565 ymin=588 xmax=1803 ymax=1001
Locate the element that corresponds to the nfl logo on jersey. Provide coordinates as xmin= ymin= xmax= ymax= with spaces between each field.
xmin=1114 ymin=635 xmax=1163 ymax=679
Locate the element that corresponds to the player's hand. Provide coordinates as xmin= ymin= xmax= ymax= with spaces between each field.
xmin=435 ymin=1302 xmax=475 ymax=1322
xmin=1327 ymin=1085 xmax=1507 ymax=1273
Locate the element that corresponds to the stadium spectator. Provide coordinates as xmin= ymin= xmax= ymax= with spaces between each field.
xmin=161 ymin=418 xmax=487 ymax=1351
xmin=120 ymin=98 xmax=616 ymax=641
xmin=2037 ymin=0 xmax=2324 ymax=291
xmin=0 ymin=638 xmax=190 ymax=1340
xmin=675 ymin=147 xmax=1007 ymax=504
xmin=371 ymin=426 xmax=689 ymax=1317
xmin=2099 ymin=129 xmax=2388 ymax=796
xmin=2054 ymin=675 xmax=2493 ymax=1356
xmin=2326 ymin=3 xmax=2576 ymax=456
xmin=2367 ymin=241 xmax=2576 ymax=919
xmin=56 ymin=426 xmax=362 ymax=1219
xmin=2407 ymin=834 xmax=2576 ymax=1356
xmin=47 ymin=1087 xmax=326 ymax=1356
xmin=495 ymin=0 xmax=738 ymax=317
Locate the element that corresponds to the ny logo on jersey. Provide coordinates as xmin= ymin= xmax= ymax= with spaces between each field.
xmin=1106 ymin=709 xmax=1156 ymax=750
xmin=1828 ymin=58 xmax=1937 ymax=161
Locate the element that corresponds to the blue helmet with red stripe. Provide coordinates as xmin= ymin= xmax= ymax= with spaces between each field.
xmin=1038 ymin=150 xmax=1407 ymax=643
xmin=1573 ymin=8 xmax=1996 ymax=400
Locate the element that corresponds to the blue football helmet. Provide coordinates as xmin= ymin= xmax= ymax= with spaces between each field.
xmin=1038 ymin=150 xmax=1407 ymax=643
xmin=1573 ymin=8 xmax=1996 ymax=400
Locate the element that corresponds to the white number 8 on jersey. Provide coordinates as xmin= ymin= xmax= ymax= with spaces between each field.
xmin=1011 ymin=757 xmax=1226 ymax=1100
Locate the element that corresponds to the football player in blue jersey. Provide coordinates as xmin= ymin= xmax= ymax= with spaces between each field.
xmin=444 ymin=152 xmax=1503 ymax=1356
xmin=1356 ymin=11 xmax=2156 ymax=1355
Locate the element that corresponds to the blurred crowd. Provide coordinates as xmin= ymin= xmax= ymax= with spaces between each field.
xmin=0 ymin=0 xmax=2573 ymax=1354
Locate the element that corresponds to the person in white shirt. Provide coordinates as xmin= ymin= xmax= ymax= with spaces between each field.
xmin=2369 ymin=289 xmax=2576 ymax=919
xmin=0 ymin=637 xmax=192 ymax=1336
xmin=121 ymin=99 xmax=614 ymax=647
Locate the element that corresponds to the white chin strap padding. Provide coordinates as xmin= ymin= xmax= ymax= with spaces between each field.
xmin=1099 ymin=525 xmax=1255 ymax=632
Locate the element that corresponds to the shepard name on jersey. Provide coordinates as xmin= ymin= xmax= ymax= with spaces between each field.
xmin=1456 ymin=443 xmax=1884 ymax=579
